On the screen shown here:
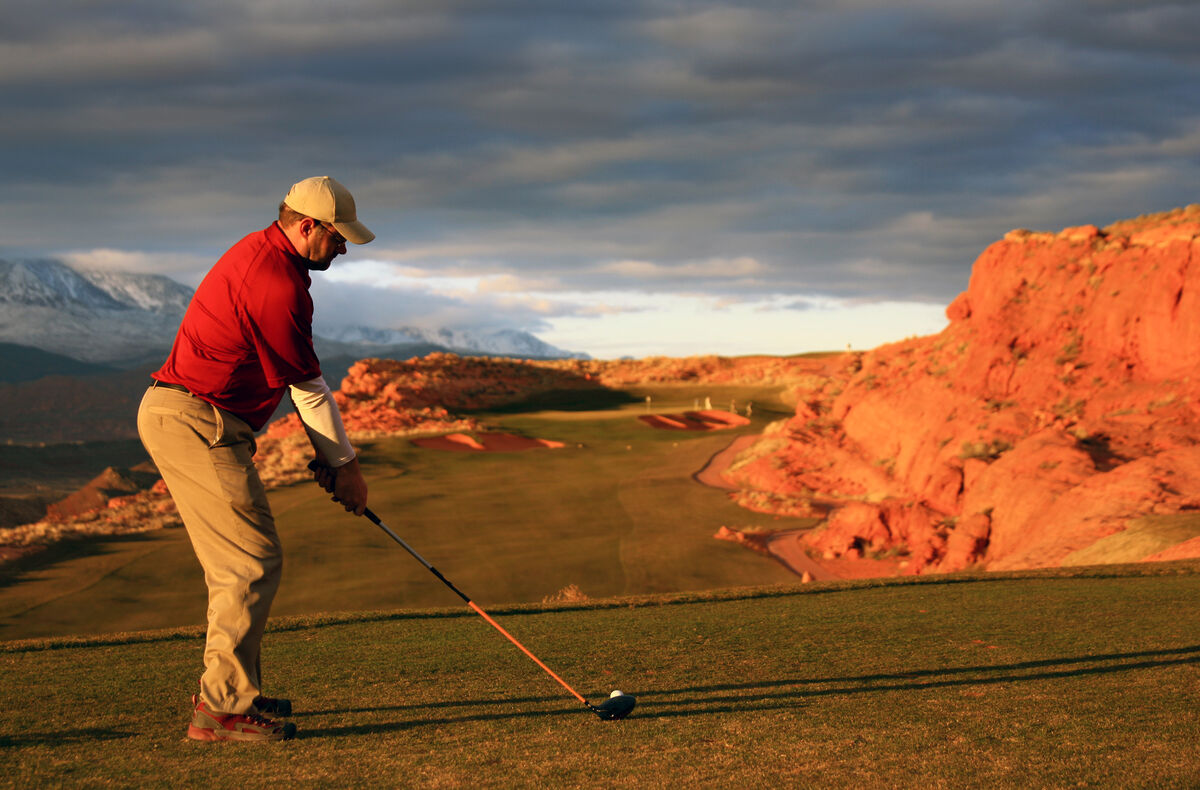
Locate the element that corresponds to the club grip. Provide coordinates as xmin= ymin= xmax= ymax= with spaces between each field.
xmin=306 ymin=459 xmax=380 ymax=524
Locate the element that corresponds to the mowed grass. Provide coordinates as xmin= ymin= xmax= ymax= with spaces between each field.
xmin=0 ymin=384 xmax=804 ymax=640
xmin=2 ymin=567 xmax=1197 ymax=788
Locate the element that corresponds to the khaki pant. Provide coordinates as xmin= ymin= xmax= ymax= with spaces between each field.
xmin=137 ymin=385 xmax=282 ymax=715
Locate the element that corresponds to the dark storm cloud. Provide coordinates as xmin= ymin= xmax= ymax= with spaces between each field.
xmin=3 ymin=0 xmax=1199 ymax=317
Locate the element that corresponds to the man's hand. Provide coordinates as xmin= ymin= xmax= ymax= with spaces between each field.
xmin=311 ymin=459 xmax=337 ymax=494
xmin=309 ymin=457 xmax=369 ymax=516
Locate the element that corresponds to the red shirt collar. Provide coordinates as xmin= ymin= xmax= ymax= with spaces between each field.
xmin=267 ymin=221 xmax=313 ymax=287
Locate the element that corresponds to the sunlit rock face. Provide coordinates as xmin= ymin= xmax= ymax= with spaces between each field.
xmin=724 ymin=206 xmax=1200 ymax=573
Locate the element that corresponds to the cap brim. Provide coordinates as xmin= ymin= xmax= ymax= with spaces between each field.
xmin=334 ymin=220 xmax=375 ymax=245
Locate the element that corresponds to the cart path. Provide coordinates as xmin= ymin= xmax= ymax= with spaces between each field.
xmin=692 ymin=434 xmax=760 ymax=490
xmin=693 ymin=435 xmax=839 ymax=582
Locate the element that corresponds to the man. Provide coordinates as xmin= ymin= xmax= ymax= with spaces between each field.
xmin=137 ymin=176 xmax=372 ymax=742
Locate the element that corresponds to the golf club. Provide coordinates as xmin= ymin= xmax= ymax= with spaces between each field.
xmin=308 ymin=461 xmax=636 ymax=721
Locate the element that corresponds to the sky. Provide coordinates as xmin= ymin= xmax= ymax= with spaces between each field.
xmin=3 ymin=1 xmax=1200 ymax=359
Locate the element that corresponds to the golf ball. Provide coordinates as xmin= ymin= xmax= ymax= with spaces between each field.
xmin=610 ymin=690 xmax=624 ymax=698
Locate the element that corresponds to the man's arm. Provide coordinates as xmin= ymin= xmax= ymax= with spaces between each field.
xmin=290 ymin=376 xmax=368 ymax=515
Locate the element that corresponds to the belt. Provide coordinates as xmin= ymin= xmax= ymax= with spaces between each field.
xmin=150 ymin=379 xmax=192 ymax=395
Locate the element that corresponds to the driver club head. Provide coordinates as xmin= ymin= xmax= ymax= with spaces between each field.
xmin=592 ymin=692 xmax=636 ymax=721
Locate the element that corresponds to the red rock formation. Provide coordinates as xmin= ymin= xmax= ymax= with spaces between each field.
xmin=45 ymin=465 xmax=161 ymax=521
xmin=724 ymin=206 xmax=1200 ymax=573
xmin=713 ymin=525 xmax=773 ymax=555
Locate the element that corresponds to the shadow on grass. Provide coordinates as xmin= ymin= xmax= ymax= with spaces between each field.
xmin=642 ymin=644 xmax=1200 ymax=718
xmin=295 ymin=645 xmax=1200 ymax=737
xmin=298 ymin=706 xmax=582 ymax=738
xmin=0 ymin=530 xmax=171 ymax=592
xmin=0 ymin=728 xmax=136 ymax=747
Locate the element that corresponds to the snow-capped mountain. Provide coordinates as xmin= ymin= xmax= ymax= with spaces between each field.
xmin=0 ymin=259 xmax=129 ymax=311
xmin=0 ymin=259 xmax=192 ymax=365
xmin=409 ymin=327 xmax=588 ymax=359
xmin=0 ymin=259 xmax=193 ymax=314
xmin=77 ymin=269 xmax=193 ymax=313
xmin=0 ymin=259 xmax=586 ymax=367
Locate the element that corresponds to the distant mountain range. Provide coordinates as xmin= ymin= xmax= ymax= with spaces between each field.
xmin=0 ymin=258 xmax=586 ymax=375
xmin=317 ymin=325 xmax=587 ymax=360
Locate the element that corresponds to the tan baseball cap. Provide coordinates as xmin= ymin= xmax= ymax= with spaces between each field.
xmin=283 ymin=176 xmax=375 ymax=244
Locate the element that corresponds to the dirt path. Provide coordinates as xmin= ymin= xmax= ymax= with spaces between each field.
xmin=762 ymin=531 xmax=838 ymax=581
xmin=693 ymin=435 xmax=839 ymax=581
xmin=692 ymin=434 xmax=759 ymax=489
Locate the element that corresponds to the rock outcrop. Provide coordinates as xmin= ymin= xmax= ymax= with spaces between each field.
xmin=724 ymin=206 xmax=1200 ymax=573
xmin=44 ymin=465 xmax=162 ymax=521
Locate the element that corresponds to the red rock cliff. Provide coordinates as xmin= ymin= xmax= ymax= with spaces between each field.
xmin=724 ymin=206 xmax=1200 ymax=573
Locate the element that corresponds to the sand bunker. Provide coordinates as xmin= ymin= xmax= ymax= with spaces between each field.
xmin=411 ymin=432 xmax=566 ymax=452
xmin=638 ymin=409 xmax=750 ymax=431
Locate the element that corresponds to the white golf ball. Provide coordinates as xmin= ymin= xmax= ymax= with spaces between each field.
xmin=610 ymin=690 xmax=624 ymax=698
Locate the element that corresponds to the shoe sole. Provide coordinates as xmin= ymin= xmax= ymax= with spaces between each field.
xmin=187 ymin=722 xmax=296 ymax=742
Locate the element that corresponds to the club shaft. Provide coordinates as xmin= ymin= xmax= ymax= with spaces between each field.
xmin=466 ymin=601 xmax=588 ymax=705
xmin=362 ymin=507 xmax=590 ymax=707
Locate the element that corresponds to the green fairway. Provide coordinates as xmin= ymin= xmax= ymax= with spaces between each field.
xmin=2 ymin=566 xmax=1197 ymax=788
xmin=0 ymin=384 xmax=806 ymax=640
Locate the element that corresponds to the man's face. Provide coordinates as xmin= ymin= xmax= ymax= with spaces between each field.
xmin=305 ymin=222 xmax=348 ymax=271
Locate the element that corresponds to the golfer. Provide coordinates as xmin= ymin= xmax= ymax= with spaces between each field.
xmin=137 ymin=176 xmax=372 ymax=742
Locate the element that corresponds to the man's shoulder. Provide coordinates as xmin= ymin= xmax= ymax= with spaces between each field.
xmin=218 ymin=228 xmax=303 ymax=281
xmin=222 ymin=226 xmax=280 ymax=261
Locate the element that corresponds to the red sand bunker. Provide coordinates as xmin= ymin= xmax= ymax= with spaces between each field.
xmin=411 ymin=432 xmax=566 ymax=452
xmin=638 ymin=409 xmax=750 ymax=431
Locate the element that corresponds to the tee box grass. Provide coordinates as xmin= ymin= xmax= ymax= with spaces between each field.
xmin=2 ymin=566 xmax=1197 ymax=787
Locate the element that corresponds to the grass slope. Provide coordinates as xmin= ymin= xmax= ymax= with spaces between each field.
xmin=2 ymin=567 xmax=1197 ymax=788
xmin=0 ymin=342 xmax=115 ymax=383
xmin=1064 ymin=513 xmax=1200 ymax=565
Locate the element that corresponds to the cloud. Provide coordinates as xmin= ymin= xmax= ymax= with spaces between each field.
xmin=58 ymin=249 xmax=213 ymax=277
xmin=5 ymin=1 xmax=1200 ymax=357
xmin=474 ymin=274 xmax=564 ymax=294
xmin=600 ymin=257 xmax=768 ymax=280
xmin=310 ymin=265 xmax=601 ymax=334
